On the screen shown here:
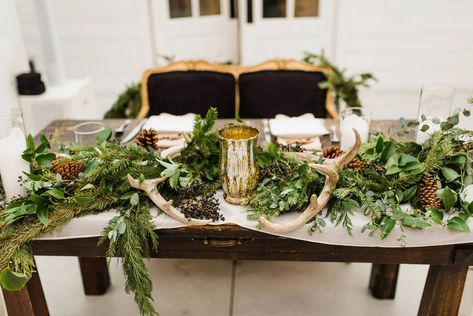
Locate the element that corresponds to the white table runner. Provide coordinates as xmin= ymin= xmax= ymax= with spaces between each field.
xmin=37 ymin=191 xmax=473 ymax=248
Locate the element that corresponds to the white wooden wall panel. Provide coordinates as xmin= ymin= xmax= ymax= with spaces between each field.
xmin=16 ymin=0 xmax=153 ymax=116
xmin=15 ymin=0 xmax=473 ymax=119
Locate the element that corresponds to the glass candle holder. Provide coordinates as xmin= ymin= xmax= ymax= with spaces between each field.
xmin=340 ymin=107 xmax=371 ymax=151
xmin=416 ymin=83 xmax=454 ymax=144
xmin=73 ymin=122 xmax=105 ymax=145
xmin=218 ymin=124 xmax=259 ymax=205
xmin=0 ymin=109 xmax=30 ymax=202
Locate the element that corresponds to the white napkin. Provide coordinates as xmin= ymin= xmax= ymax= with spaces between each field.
xmin=143 ymin=113 xmax=195 ymax=133
xmin=269 ymin=113 xmax=329 ymax=138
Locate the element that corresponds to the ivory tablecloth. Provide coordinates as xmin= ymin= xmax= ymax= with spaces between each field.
xmin=37 ymin=191 xmax=473 ymax=248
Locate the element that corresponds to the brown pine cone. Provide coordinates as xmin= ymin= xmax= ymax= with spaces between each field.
xmin=322 ymin=145 xmax=343 ymax=159
xmin=135 ymin=128 xmax=159 ymax=150
xmin=322 ymin=145 xmax=365 ymax=171
xmin=419 ymin=175 xmax=442 ymax=209
xmin=51 ymin=161 xmax=85 ymax=179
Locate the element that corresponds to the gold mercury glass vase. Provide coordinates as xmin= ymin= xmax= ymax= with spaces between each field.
xmin=218 ymin=124 xmax=259 ymax=205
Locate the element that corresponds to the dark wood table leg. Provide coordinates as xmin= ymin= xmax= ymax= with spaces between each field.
xmin=78 ymin=257 xmax=110 ymax=295
xmin=418 ymin=264 xmax=468 ymax=316
xmin=369 ymin=263 xmax=400 ymax=299
xmin=2 ymin=259 xmax=49 ymax=316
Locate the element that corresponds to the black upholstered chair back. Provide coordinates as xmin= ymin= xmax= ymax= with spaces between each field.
xmin=139 ymin=61 xmax=236 ymax=119
xmin=238 ymin=60 xmax=336 ymax=119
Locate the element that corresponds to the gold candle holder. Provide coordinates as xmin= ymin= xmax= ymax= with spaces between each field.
xmin=218 ymin=124 xmax=259 ymax=205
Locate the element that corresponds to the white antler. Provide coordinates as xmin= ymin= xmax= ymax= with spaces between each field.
xmin=127 ymin=174 xmax=212 ymax=226
xmin=259 ymin=129 xmax=361 ymax=233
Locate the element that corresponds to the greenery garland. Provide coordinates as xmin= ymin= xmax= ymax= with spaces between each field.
xmin=1 ymin=104 xmax=473 ymax=315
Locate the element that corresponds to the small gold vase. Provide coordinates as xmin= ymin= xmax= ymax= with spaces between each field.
xmin=218 ymin=124 xmax=259 ymax=205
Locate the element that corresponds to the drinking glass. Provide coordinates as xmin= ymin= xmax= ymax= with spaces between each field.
xmin=218 ymin=124 xmax=259 ymax=205
xmin=73 ymin=122 xmax=105 ymax=145
xmin=0 ymin=109 xmax=30 ymax=202
xmin=416 ymin=83 xmax=454 ymax=143
xmin=340 ymin=107 xmax=371 ymax=151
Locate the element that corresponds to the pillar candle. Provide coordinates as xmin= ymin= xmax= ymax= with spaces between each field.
xmin=340 ymin=114 xmax=369 ymax=150
xmin=0 ymin=126 xmax=30 ymax=202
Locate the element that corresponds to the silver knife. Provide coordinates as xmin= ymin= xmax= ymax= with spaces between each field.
xmin=120 ymin=119 xmax=147 ymax=144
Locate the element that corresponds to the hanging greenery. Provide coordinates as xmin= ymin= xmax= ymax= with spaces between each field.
xmin=303 ymin=51 xmax=377 ymax=111
xmin=1 ymin=104 xmax=473 ymax=315
xmin=104 ymin=83 xmax=142 ymax=119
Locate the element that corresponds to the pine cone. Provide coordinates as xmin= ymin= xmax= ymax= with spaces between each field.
xmin=322 ymin=145 xmax=365 ymax=171
xmin=419 ymin=175 xmax=442 ymax=209
xmin=135 ymin=128 xmax=159 ymax=149
xmin=51 ymin=161 xmax=85 ymax=179
xmin=322 ymin=145 xmax=343 ymax=159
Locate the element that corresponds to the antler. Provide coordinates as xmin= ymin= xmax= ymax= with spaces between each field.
xmin=259 ymin=129 xmax=361 ymax=233
xmin=127 ymin=174 xmax=212 ymax=226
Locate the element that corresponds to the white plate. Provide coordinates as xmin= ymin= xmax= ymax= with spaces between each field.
xmin=143 ymin=113 xmax=195 ymax=133
xmin=269 ymin=117 xmax=329 ymax=138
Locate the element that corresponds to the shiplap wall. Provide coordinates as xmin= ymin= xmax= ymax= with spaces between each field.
xmin=15 ymin=0 xmax=473 ymax=119
xmin=16 ymin=0 xmax=153 ymax=115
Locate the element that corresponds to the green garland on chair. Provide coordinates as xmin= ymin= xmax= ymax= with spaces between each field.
xmin=1 ymin=105 xmax=473 ymax=315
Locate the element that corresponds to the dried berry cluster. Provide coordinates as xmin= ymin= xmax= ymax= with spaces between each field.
xmin=419 ymin=175 xmax=442 ymax=209
xmin=174 ymin=181 xmax=224 ymax=222
xmin=51 ymin=160 xmax=85 ymax=179
xmin=322 ymin=145 xmax=365 ymax=171
xmin=276 ymin=143 xmax=304 ymax=152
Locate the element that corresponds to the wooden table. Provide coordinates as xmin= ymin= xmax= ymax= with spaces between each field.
xmin=3 ymin=119 xmax=472 ymax=316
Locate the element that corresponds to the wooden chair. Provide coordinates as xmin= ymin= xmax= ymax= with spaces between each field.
xmin=237 ymin=59 xmax=338 ymax=119
xmin=138 ymin=60 xmax=238 ymax=119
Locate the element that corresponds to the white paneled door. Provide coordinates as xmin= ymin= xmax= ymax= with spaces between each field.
xmin=151 ymin=0 xmax=238 ymax=64
xmin=239 ymin=0 xmax=337 ymax=65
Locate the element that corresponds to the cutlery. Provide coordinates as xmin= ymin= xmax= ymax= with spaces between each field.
xmin=262 ymin=119 xmax=271 ymax=144
xmin=120 ymin=119 xmax=147 ymax=144
xmin=114 ymin=119 xmax=132 ymax=140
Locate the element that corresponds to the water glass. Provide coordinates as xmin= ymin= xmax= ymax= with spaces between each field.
xmin=73 ymin=122 xmax=105 ymax=145
xmin=416 ymin=83 xmax=454 ymax=143
xmin=340 ymin=107 xmax=371 ymax=151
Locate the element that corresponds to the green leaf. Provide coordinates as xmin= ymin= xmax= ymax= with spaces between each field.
xmin=43 ymin=188 xmax=65 ymax=199
xmin=120 ymin=191 xmax=135 ymax=200
xmin=118 ymin=221 xmax=127 ymax=234
xmin=463 ymin=109 xmax=471 ymax=117
xmin=36 ymin=153 xmax=56 ymax=168
xmin=445 ymin=155 xmax=467 ymax=165
xmin=380 ymin=142 xmax=396 ymax=163
xmin=399 ymin=117 xmax=408 ymax=128
xmin=235 ymin=111 xmax=243 ymax=123
xmin=39 ymin=133 xmax=51 ymax=148
xmin=401 ymin=185 xmax=417 ymax=202
xmin=420 ymin=124 xmax=429 ymax=132
xmin=436 ymin=187 xmax=457 ymax=211
xmin=37 ymin=205 xmax=49 ymax=225
xmin=398 ymin=153 xmax=419 ymax=166
xmin=23 ymin=172 xmax=42 ymax=181
xmin=84 ymin=159 xmax=100 ymax=175
xmin=0 ymin=269 xmax=30 ymax=291
xmin=441 ymin=167 xmax=460 ymax=182
xmin=26 ymin=134 xmax=35 ymax=150
xmin=375 ymin=136 xmax=384 ymax=153
xmin=427 ymin=207 xmax=444 ymax=224
xmin=385 ymin=166 xmax=401 ymax=176
xmin=96 ymin=127 xmax=112 ymax=144
xmin=447 ymin=217 xmax=470 ymax=232
xmin=402 ymin=161 xmax=422 ymax=171
xmin=80 ymin=183 xmax=95 ymax=191
xmin=401 ymin=217 xmax=431 ymax=228
xmin=21 ymin=148 xmax=35 ymax=162
xmin=381 ymin=217 xmax=396 ymax=239
xmin=468 ymin=202 xmax=473 ymax=214
xmin=74 ymin=196 xmax=95 ymax=205
xmin=130 ymin=193 xmax=139 ymax=206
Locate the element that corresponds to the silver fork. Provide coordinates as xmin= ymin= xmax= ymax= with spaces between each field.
xmin=114 ymin=119 xmax=132 ymax=140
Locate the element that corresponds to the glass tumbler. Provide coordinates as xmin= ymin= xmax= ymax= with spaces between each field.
xmin=416 ymin=83 xmax=454 ymax=144
xmin=0 ymin=109 xmax=30 ymax=202
xmin=73 ymin=122 xmax=105 ymax=145
xmin=340 ymin=107 xmax=371 ymax=151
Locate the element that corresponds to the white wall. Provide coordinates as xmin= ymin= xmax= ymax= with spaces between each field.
xmin=14 ymin=0 xmax=473 ymax=120
xmin=336 ymin=0 xmax=473 ymax=119
xmin=0 ymin=0 xmax=28 ymax=116
xmin=16 ymin=0 xmax=154 ymax=116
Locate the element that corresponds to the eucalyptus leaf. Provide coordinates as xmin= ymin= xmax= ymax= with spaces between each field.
xmin=447 ymin=217 xmax=470 ymax=232
xmin=130 ymin=193 xmax=139 ymax=206
xmin=401 ymin=217 xmax=431 ymax=229
xmin=441 ymin=167 xmax=460 ymax=182
xmin=96 ymin=127 xmax=113 ymax=144
xmin=0 ymin=269 xmax=30 ymax=291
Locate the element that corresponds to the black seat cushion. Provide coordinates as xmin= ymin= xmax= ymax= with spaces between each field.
xmin=239 ymin=70 xmax=328 ymax=118
xmin=146 ymin=71 xmax=235 ymax=118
